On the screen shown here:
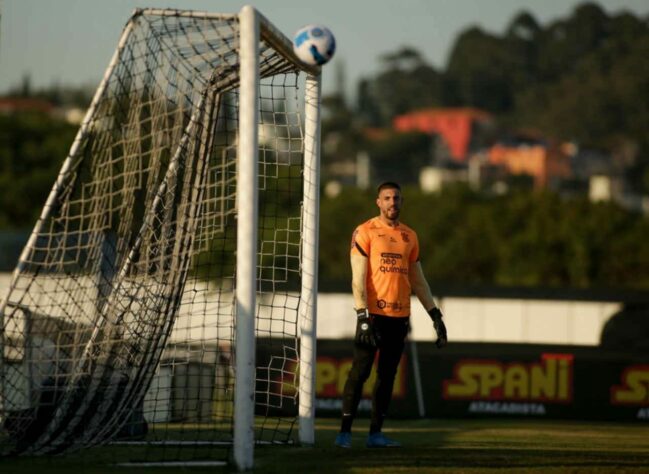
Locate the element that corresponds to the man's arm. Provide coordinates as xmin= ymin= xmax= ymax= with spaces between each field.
xmin=350 ymin=253 xmax=377 ymax=347
xmin=409 ymin=261 xmax=436 ymax=311
xmin=409 ymin=261 xmax=447 ymax=348
xmin=350 ymin=253 xmax=368 ymax=310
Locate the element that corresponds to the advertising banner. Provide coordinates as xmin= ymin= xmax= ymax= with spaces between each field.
xmin=312 ymin=340 xmax=649 ymax=421
xmin=311 ymin=339 xmax=421 ymax=418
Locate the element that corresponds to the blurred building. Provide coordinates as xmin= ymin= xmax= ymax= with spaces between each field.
xmin=0 ymin=97 xmax=54 ymax=115
xmin=570 ymin=146 xmax=614 ymax=181
xmin=589 ymin=175 xmax=624 ymax=202
xmin=487 ymin=135 xmax=571 ymax=190
xmin=0 ymin=97 xmax=85 ymax=124
xmin=419 ymin=163 xmax=468 ymax=193
xmin=393 ymin=107 xmax=494 ymax=162
xmin=55 ymin=106 xmax=86 ymax=125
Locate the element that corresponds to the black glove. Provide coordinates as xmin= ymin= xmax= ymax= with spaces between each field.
xmin=354 ymin=308 xmax=377 ymax=348
xmin=428 ymin=307 xmax=448 ymax=349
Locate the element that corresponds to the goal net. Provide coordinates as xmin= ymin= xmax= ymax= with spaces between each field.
xmin=0 ymin=7 xmax=320 ymax=468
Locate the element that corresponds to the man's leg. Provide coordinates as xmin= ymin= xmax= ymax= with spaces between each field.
xmin=339 ymin=342 xmax=376 ymax=434
xmin=369 ymin=316 xmax=408 ymax=435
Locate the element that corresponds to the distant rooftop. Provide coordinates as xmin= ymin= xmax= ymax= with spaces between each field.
xmin=0 ymin=97 xmax=54 ymax=114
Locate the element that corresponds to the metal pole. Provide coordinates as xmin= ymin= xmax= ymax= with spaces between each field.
xmin=299 ymin=73 xmax=322 ymax=445
xmin=234 ymin=5 xmax=259 ymax=471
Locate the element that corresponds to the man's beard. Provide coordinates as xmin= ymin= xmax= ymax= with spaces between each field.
xmin=385 ymin=208 xmax=399 ymax=220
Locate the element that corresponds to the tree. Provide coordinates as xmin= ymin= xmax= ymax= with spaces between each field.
xmin=366 ymin=131 xmax=433 ymax=185
xmin=356 ymin=47 xmax=443 ymax=126
xmin=445 ymin=27 xmax=516 ymax=113
xmin=0 ymin=113 xmax=76 ymax=228
xmin=317 ymin=185 xmax=649 ymax=290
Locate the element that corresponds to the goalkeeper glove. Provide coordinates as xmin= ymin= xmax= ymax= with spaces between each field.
xmin=427 ymin=307 xmax=448 ymax=348
xmin=354 ymin=308 xmax=377 ymax=348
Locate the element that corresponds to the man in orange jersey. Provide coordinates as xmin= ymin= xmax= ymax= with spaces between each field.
xmin=335 ymin=181 xmax=447 ymax=449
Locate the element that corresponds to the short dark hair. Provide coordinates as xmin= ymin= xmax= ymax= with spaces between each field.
xmin=376 ymin=181 xmax=401 ymax=195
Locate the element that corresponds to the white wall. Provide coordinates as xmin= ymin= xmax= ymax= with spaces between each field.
xmin=317 ymin=293 xmax=620 ymax=346
xmin=0 ymin=273 xmax=620 ymax=346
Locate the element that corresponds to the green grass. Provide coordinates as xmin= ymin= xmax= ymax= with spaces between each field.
xmin=2 ymin=418 xmax=649 ymax=473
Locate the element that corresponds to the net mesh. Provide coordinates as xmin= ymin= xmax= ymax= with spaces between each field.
xmin=0 ymin=9 xmax=308 ymax=463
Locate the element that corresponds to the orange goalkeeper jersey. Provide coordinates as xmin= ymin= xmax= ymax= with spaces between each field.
xmin=350 ymin=217 xmax=420 ymax=317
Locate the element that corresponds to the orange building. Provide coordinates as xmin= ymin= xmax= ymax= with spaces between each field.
xmin=488 ymin=141 xmax=571 ymax=189
xmin=0 ymin=97 xmax=54 ymax=115
xmin=393 ymin=107 xmax=492 ymax=161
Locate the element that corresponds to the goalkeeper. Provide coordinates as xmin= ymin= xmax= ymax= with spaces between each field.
xmin=335 ymin=181 xmax=447 ymax=449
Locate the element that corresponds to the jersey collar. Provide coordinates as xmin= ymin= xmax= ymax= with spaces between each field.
xmin=374 ymin=216 xmax=400 ymax=230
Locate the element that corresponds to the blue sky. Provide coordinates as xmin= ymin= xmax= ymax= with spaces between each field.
xmin=0 ymin=0 xmax=647 ymax=98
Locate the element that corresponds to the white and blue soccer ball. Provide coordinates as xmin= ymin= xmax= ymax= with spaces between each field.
xmin=292 ymin=24 xmax=336 ymax=66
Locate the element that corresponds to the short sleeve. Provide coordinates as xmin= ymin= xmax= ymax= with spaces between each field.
xmin=350 ymin=225 xmax=370 ymax=257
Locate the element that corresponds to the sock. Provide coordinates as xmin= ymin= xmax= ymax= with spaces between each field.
xmin=369 ymin=416 xmax=384 ymax=434
xmin=340 ymin=414 xmax=353 ymax=433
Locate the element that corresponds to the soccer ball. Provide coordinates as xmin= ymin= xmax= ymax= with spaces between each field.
xmin=292 ymin=24 xmax=336 ymax=66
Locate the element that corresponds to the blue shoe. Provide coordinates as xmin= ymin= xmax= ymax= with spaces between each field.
xmin=334 ymin=431 xmax=352 ymax=448
xmin=366 ymin=432 xmax=401 ymax=448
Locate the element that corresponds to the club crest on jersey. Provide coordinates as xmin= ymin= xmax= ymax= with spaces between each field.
xmin=377 ymin=299 xmax=403 ymax=311
xmin=401 ymin=232 xmax=409 ymax=243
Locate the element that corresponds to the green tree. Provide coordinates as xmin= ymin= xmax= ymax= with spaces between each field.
xmin=317 ymin=186 xmax=649 ymax=291
xmin=356 ymin=47 xmax=443 ymax=126
xmin=366 ymin=131 xmax=433 ymax=185
xmin=0 ymin=113 xmax=76 ymax=228
xmin=318 ymin=187 xmax=374 ymax=285
xmin=445 ymin=27 xmax=516 ymax=113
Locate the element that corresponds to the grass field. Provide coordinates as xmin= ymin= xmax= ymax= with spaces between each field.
xmin=2 ymin=417 xmax=649 ymax=473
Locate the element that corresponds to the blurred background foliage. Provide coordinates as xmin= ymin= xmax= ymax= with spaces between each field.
xmin=0 ymin=113 xmax=77 ymax=228
xmin=319 ymin=185 xmax=649 ymax=290
xmin=343 ymin=2 xmax=649 ymax=193
xmin=355 ymin=3 xmax=648 ymax=150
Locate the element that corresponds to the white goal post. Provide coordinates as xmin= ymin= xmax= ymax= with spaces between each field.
xmin=0 ymin=5 xmax=321 ymax=471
